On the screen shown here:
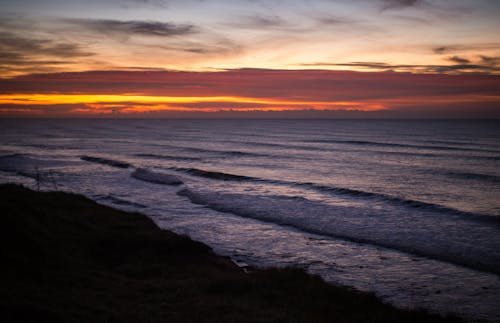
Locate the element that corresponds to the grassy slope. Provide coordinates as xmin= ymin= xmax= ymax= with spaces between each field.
xmin=0 ymin=184 xmax=461 ymax=323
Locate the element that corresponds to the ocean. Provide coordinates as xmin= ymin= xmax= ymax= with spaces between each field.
xmin=1 ymin=119 xmax=499 ymax=322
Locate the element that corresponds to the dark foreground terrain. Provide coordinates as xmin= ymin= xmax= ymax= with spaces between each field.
xmin=0 ymin=184 xmax=461 ymax=323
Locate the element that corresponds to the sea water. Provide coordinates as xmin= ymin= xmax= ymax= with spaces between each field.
xmin=1 ymin=119 xmax=499 ymax=322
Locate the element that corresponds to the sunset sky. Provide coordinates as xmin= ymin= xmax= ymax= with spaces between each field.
xmin=1 ymin=0 xmax=499 ymax=117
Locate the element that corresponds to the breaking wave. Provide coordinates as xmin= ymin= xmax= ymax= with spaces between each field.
xmin=177 ymin=188 xmax=500 ymax=275
xmin=131 ymin=168 xmax=183 ymax=185
xmin=80 ymin=155 xmax=131 ymax=168
xmin=171 ymin=167 xmax=493 ymax=219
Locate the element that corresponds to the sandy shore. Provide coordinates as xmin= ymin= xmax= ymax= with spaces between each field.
xmin=0 ymin=184 xmax=461 ymax=323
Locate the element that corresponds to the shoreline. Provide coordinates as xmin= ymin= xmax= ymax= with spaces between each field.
xmin=0 ymin=184 xmax=461 ymax=322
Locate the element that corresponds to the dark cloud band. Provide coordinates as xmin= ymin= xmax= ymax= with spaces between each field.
xmin=300 ymin=59 xmax=500 ymax=74
xmin=66 ymin=19 xmax=196 ymax=37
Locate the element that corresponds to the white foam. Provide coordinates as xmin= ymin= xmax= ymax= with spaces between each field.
xmin=178 ymin=188 xmax=500 ymax=275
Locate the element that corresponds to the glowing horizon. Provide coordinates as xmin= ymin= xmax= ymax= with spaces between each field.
xmin=0 ymin=69 xmax=498 ymax=117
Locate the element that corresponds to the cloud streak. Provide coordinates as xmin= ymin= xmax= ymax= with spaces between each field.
xmin=447 ymin=56 xmax=471 ymax=64
xmin=433 ymin=43 xmax=500 ymax=55
xmin=66 ymin=19 xmax=196 ymax=37
xmin=225 ymin=14 xmax=287 ymax=29
xmin=380 ymin=0 xmax=425 ymax=10
xmin=0 ymin=31 xmax=95 ymax=76
xmin=300 ymin=59 xmax=500 ymax=74
xmin=0 ymin=31 xmax=93 ymax=58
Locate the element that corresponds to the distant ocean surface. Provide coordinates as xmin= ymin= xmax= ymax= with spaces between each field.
xmin=1 ymin=119 xmax=499 ymax=322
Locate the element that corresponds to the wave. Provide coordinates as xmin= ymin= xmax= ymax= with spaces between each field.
xmin=443 ymin=171 xmax=500 ymax=184
xmin=134 ymin=153 xmax=202 ymax=162
xmin=302 ymin=139 xmax=500 ymax=154
xmin=181 ymin=147 xmax=269 ymax=158
xmin=131 ymin=168 xmax=183 ymax=185
xmin=205 ymin=140 xmax=500 ymax=161
xmin=227 ymin=140 xmax=321 ymax=151
xmin=220 ymin=150 xmax=268 ymax=157
xmin=472 ymin=155 xmax=500 ymax=161
xmin=152 ymin=140 xmax=500 ymax=162
xmin=177 ymin=188 xmax=500 ymax=275
xmin=0 ymin=153 xmax=26 ymax=159
xmin=17 ymin=143 xmax=55 ymax=149
xmin=218 ymin=139 xmax=348 ymax=154
xmin=422 ymin=139 xmax=500 ymax=151
xmin=99 ymin=195 xmax=147 ymax=208
xmin=152 ymin=143 xmax=270 ymax=158
xmin=296 ymin=182 xmax=494 ymax=220
xmin=361 ymin=149 xmax=500 ymax=161
xmin=171 ymin=167 xmax=494 ymax=220
xmin=171 ymin=167 xmax=256 ymax=181
xmin=0 ymin=153 xmax=45 ymax=162
xmin=80 ymin=155 xmax=130 ymax=168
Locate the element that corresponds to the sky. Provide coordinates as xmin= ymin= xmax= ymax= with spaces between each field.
xmin=0 ymin=0 xmax=499 ymax=118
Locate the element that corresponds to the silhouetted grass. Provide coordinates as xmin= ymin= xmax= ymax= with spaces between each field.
xmin=0 ymin=184 xmax=462 ymax=323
